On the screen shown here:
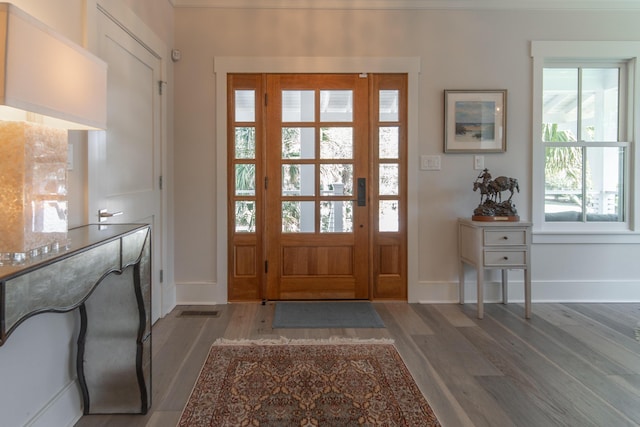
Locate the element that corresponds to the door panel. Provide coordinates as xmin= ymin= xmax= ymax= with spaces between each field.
xmin=89 ymin=9 xmax=162 ymax=319
xmin=265 ymin=74 xmax=370 ymax=300
xmin=227 ymin=75 xmax=264 ymax=301
xmin=371 ymin=75 xmax=408 ymax=300
xmin=227 ymin=73 xmax=407 ymax=301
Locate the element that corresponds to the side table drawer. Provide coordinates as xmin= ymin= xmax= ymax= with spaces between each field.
xmin=484 ymin=250 xmax=527 ymax=267
xmin=484 ymin=229 xmax=527 ymax=246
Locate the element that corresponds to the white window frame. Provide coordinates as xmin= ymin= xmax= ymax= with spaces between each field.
xmin=531 ymin=41 xmax=640 ymax=244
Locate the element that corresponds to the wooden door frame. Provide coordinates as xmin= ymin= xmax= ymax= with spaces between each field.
xmin=214 ymin=57 xmax=421 ymax=304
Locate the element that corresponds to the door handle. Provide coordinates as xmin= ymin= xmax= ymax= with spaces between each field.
xmin=98 ymin=209 xmax=123 ymax=222
xmin=357 ymin=178 xmax=366 ymax=206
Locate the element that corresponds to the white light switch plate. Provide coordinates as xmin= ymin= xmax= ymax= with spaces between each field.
xmin=420 ymin=155 xmax=441 ymax=171
xmin=474 ymin=155 xmax=484 ymax=170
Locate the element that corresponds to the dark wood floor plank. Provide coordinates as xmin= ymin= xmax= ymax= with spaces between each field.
xmin=158 ymin=306 xmax=234 ymax=412
xmin=376 ymin=304 xmax=476 ymax=427
xmin=461 ymin=304 xmax=636 ymax=427
xmin=411 ymin=305 xmax=502 ymax=377
xmin=560 ymin=324 xmax=640 ymax=374
xmin=564 ymin=303 xmax=640 ymax=348
xmin=474 ymin=375 xmax=571 ymax=427
xmin=456 ymin=305 xmax=598 ymax=427
xmin=606 ymin=303 xmax=640 ymax=319
xmin=490 ymin=304 xmax=640 ymax=424
xmin=589 ymin=303 xmax=640 ymax=327
xmin=411 ymin=334 xmax=516 ymax=427
xmin=531 ymin=303 xmax=582 ymax=326
xmin=433 ymin=303 xmax=477 ymax=327
xmin=503 ymin=303 xmax=634 ymax=375
xmin=410 ymin=304 xmax=518 ymax=426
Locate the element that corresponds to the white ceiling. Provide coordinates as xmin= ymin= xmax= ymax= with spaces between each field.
xmin=169 ymin=0 xmax=640 ymax=11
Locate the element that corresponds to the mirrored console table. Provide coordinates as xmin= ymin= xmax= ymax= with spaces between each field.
xmin=0 ymin=223 xmax=151 ymax=415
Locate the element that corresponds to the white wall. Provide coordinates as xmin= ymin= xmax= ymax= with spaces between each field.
xmin=0 ymin=1 xmax=174 ymax=425
xmin=173 ymin=7 xmax=640 ymax=304
xmin=0 ymin=4 xmax=87 ymax=426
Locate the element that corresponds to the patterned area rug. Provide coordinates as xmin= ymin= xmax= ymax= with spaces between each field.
xmin=178 ymin=338 xmax=440 ymax=426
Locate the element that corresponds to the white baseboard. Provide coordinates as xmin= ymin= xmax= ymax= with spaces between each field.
xmin=27 ymin=379 xmax=82 ymax=427
xmin=412 ymin=279 xmax=640 ymax=304
xmin=176 ymin=279 xmax=640 ymax=305
xmin=176 ymin=281 xmax=222 ymax=305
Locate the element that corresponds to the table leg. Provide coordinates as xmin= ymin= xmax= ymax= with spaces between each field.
xmin=459 ymin=261 xmax=465 ymax=305
xmin=477 ymin=267 xmax=484 ymax=319
xmin=502 ymin=269 xmax=508 ymax=304
xmin=524 ymin=268 xmax=531 ymax=319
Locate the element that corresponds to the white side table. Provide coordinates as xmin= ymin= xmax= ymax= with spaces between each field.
xmin=458 ymin=218 xmax=532 ymax=319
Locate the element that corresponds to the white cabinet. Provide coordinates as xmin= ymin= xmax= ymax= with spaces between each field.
xmin=458 ymin=218 xmax=532 ymax=319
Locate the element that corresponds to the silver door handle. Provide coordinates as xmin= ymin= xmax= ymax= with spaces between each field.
xmin=99 ymin=209 xmax=123 ymax=222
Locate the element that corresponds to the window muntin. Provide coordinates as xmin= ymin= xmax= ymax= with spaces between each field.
xmin=542 ymin=64 xmax=627 ymax=224
xmin=232 ymin=90 xmax=258 ymax=233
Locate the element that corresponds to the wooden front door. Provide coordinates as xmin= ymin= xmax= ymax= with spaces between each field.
xmin=228 ymin=73 xmax=407 ymax=301
xmin=265 ymin=74 xmax=369 ymax=300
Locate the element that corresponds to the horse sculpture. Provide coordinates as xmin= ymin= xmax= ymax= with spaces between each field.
xmin=473 ymin=169 xmax=519 ymax=203
xmin=472 ymin=169 xmax=519 ymax=219
xmin=473 ymin=181 xmax=492 ymax=203
xmin=489 ymin=176 xmax=519 ymax=202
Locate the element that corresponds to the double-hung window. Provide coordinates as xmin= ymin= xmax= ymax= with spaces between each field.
xmin=532 ymin=42 xmax=640 ymax=239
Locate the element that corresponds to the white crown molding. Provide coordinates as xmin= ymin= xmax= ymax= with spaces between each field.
xmin=171 ymin=0 xmax=640 ymax=11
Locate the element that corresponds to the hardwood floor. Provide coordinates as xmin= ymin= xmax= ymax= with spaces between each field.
xmin=75 ymin=302 xmax=640 ymax=427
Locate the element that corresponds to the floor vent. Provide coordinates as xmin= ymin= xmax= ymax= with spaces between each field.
xmin=179 ymin=310 xmax=220 ymax=318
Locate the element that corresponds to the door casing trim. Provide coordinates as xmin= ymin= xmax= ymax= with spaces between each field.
xmin=214 ymin=57 xmax=421 ymax=303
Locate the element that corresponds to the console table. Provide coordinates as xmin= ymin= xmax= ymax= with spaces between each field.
xmin=0 ymin=223 xmax=151 ymax=414
xmin=458 ymin=218 xmax=532 ymax=319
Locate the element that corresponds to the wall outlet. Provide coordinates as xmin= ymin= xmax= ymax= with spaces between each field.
xmin=474 ymin=155 xmax=484 ymax=170
xmin=420 ymin=155 xmax=441 ymax=171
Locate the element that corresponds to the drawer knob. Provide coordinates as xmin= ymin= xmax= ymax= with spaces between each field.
xmin=502 ymin=236 xmax=509 ymax=240
xmin=503 ymin=256 xmax=509 ymax=260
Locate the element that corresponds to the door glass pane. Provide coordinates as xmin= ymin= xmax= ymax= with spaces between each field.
xmin=379 ymin=164 xmax=399 ymax=195
xmin=545 ymin=146 xmax=583 ymax=220
xmin=379 ymin=200 xmax=399 ymax=232
xmin=282 ymin=201 xmax=314 ymax=232
xmin=235 ymin=127 xmax=255 ymax=159
xmin=379 ymin=127 xmax=399 ymax=159
xmin=320 ymin=127 xmax=353 ymax=159
xmin=320 ymin=90 xmax=352 ymax=122
xmin=282 ymin=127 xmax=315 ymax=159
xmin=586 ymin=146 xmax=623 ymax=221
xmin=379 ymin=90 xmax=399 ymax=122
xmin=321 ymin=201 xmax=353 ymax=233
xmin=282 ymin=164 xmax=315 ymax=196
xmin=582 ymin=68 xmax=619 ymax=142
xmin=235 ymin=201 xmax=255 ymax=233
xmin=235 ymin=90 xmax=255 ymax=122
xmin=283 ymin=90 xmax=314 ymax=122
xmin=235 ymin=164 xmax=255 ymax=196
xmin=320 ymin=164 xmax=353 ymax=196
xmin=543 ymin=69 xmax=578 ymax=142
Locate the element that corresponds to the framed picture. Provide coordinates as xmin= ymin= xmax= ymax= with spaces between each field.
xmin=444 ymin=90 xmax=507 ymax=153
